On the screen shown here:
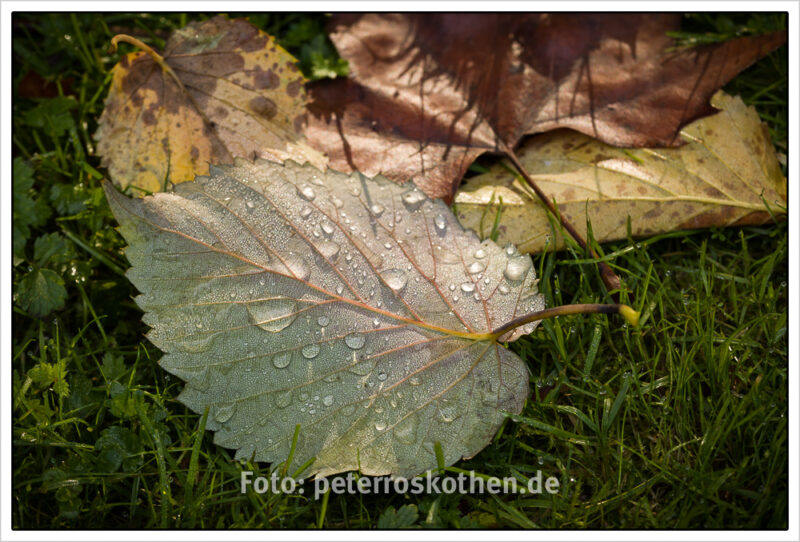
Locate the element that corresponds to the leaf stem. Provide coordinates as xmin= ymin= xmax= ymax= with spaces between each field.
xmin=502 ymin=147 xmax=624 ymax=301
xmin=490 ymin=303 xmax=639 ymax=340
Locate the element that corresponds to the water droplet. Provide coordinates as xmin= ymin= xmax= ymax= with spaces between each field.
xmin=285 ymin=254 xmax=310 ymax=281
xmin=180 ymin=333 xmax=217 ymax=353
xmin=336 ymin=285 xmax=344 ymax=295
xmin=473 ymin=248 xmax=487 ymax=259
xmin=318 ymin=240 xmax=340 ymax=261
xmin=323 ymin=395 xmax=334 ymax=407
xmin=302 ymin=344 xmax=320 ymax=359
xmin=504 ymin=244 xmax=518 ymax=256
xmin=214 ymin=403 xmax=236 ymax=423
xmin=345 ymin=332 xmax=366 ymax=350
xmin=467 ymin=261 xmax=485 ymax=274
xmin=297 ymin=184 xmax=316 ymax=201
xmin=409 ymin=376 xmax=421 ymax=386
xmin=453 ymin=295 xmax=459 ymax=302
xmin=448 ymin=283 xmax=455 ymax=291
xmin=504 ymin=255 xmax=531 ymax=281
xmin=342 ymin=404 xmax=356 ymax=416
xmin=274 ymin=390 xmax=292 ymax=408
xmin=370 ymin=203 xmax=385 ymax=217
xmin=394 ymin=415 xmax=418 ymax=444
xmin=401 ymin=188 xmax=426 ymax=211
xmin=272 ymin=351 xmax=292 ymax=369
xmin=245 ymin=200 xmax=255 ymax=209
xmin=375 ymin=421 xmax=387 ymax=431
xmin=373 ymin=318 xmax=381 ymax=328
xmin=247 ymin=299 xmax=298 ymax=332
xmin=499 ymin=284 xmax=510 ymax=294
xmin=377 ymin=372 xmax=387 ymax=381
xmin=381 ymin=269 xmax=408 ymax=292
xmin=330 ymin=195 xmax=344 ymax=208
xmin=434 ymin=213 xmax=447 ymax=233
xmin=299 ymin=206 xmax=313 ymax=220
xmin=439 ymin=405 xmax=458 ymax=423
xmin=460 ymin=282 xmax=475 ymax=293
xmin=317 ymin=315 xmax=330 ymax=327
xmin=320 ymin=221 xmax=335 ymax=237
xmin=349 ymin=357 xmax=375 ymax=376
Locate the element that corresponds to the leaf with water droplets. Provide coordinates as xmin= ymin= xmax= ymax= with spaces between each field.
xmin=105 ymin=158 xmax=544 ymax=478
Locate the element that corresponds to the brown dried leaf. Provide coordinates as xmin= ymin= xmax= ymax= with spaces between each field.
xmin=305 ymin=13 xmax=785 ymax=200
xmin=454 ymin=93 xmax=786 ymax=253
xmin=96 ymin=15 xmax=325 ymax=194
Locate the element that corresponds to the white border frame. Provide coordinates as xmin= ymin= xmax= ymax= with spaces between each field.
xmin=1 ymin=2 xmax=797 ymax=541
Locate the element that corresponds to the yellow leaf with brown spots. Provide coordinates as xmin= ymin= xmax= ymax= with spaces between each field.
xmin=454 ymin=92 xmax=786 ymax=254
xmin=95 ymin=15 xmax=326 ymax=194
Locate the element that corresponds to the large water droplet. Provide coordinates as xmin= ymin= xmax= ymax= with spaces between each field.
xmin=504 ymin=255 xmax=531 ymax=281
xmin=345 ymin=332 xmax=366 ymax=350
xmin=375 ymin=421 xmax=387 ymax=431
xmin=274 ymin=390 xmax=292 ymax=408
xmin=434 ymin=213 xmax=447 ymax=233
xmin=323 ymin=395 xmax=334 ymax=407
xmin=370 ymin=203 xmax=385 ymax=217
xmin=473 ymin=247 xmax=487 ymax=259
xmin=180 ymin=333 xmax=217 ymax=353
xmin=439 ymin=405 xmax=458 ymax=423
xmin=272 ymin=351 xmax=292 ymax=369
xmin=349 ymin=357 xmax=375 ymax=376
xmin=297 ymin=184 xmax=316 ymax=201
xmin=394 ymin=415 xmax=417 ymax=444
xmin=285 ymin=254 xmax=310 ymax=281
xmin=318 ymin=240 xmax=340 ymax=261
xmin=467 ymin=261 xmax=485 ymax=274
xmin=214 ymin=403 xmax=236 ymax=423
xmin=247 ymin=299 xmax=298 ymax=332
xmin=381 ymin=269 xmax=408 ymax=292
xmin=317 ymin=315 xmax=330 ymax=327
xmin=300 ymin=206 xmax=313 ymax=220
xmin=460 ymin=282 xmax=475 ymax=293
xmin=401 ymin=188 xmax=426 ymax=211
xmin=302 ymin=344 xmax=320 ymax=359
xmin=320 ymin=221 xmax=335 ymax=237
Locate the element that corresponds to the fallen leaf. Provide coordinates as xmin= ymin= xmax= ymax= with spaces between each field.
xmin=454 ymin=92 xmax=786 ymax=253
xmin=305 ymin=13 xmax=785 ymax=200
xmin=96 ymin=15 xmax=326 ymax=194
xmin=104 ymin=159 xmax=545 ymax=478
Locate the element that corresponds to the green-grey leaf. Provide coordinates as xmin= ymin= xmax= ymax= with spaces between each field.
xmin=104 ymin=159 xmax=544 ymax=478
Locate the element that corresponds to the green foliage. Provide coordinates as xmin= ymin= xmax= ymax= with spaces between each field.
xmin=11 ymin=12 xmax=786 ymax=529
xmin=377 ymin=504 xmax=419 ymax=529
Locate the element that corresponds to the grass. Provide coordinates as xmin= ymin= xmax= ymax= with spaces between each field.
xmin=11 ymin=12 xmax=787 ymax=529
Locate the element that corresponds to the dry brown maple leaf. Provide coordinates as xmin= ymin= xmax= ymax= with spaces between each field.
xmin=95 ymin=15 xmax=325 ymax=194
xmin=454 ymin=92 xmax=786 ymax=253
xmin=305 ymin=13 xmax=785 ymax=201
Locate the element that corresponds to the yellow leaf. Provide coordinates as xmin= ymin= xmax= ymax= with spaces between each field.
xmin=454 ymin=92 xmax=786 ymax=253
xmin=95 ymin=16 xmax=326 ymax=195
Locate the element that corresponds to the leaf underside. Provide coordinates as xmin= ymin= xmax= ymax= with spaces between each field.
xmin=105 ymin=160 xmax=544 ymax=478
